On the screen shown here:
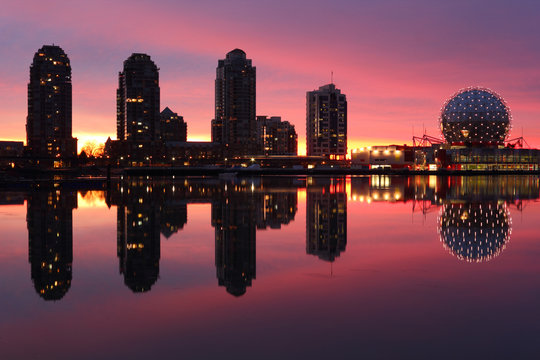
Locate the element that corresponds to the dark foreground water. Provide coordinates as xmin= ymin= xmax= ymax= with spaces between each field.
xmin=0 ymin=175 xmax=539 ymax=359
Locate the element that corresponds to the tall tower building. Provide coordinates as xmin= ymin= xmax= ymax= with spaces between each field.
xmin=306 ymin=84 xmax=347 ymax=159
xmin=213 ymin=49 xmax=257 ymax=156
xmin=117 ymin=53 xmax=160 ymax=163
xmin=26 ymin=45 xmax=77 ymax=167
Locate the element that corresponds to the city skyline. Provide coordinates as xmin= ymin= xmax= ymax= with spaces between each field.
xmin=2 ymin=0 xmax=540 ymax=155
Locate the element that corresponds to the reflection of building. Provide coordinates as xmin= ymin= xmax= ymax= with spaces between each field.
xmin=160 ymin=197 xmax=187 ymax=239
xmin=257 ymin=191 xmax=297 ymax=229
xmin=213 ymin=49 xmax=257 ymax=156
xmin=256 ymin=116 xmax=297 ymax=155
xmin=27 ymin=190 xmax=77 ymax=300
xmin=306 ymin=178 xmax=347 ymax=261
xmin=117 ymin=184 xmax=160 ymax=292
xmin=438 ymin=203 xmax=511 ymax=262
xmin=306 ymin=84 xmax=347 ymax=159
xmin=26 ymin=45 xmax=77 ymax=167
xmin=213 ymin=189 xmax=256 ymax=296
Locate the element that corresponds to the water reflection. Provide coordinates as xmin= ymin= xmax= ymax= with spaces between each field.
xmin=306 ymin=177 xmax=347 ymax=262
xmin=213 ymin=187 xmax=257 ymax=296
xmin=116 ymin=182 xmax=161 ymax=293
xmin=27 ymin=190 xmax=76 ymax=300
xmin=438 ymin=202 xmax=511 ymax=262
xmin=7 ymin=175 xmax=539 ymax=300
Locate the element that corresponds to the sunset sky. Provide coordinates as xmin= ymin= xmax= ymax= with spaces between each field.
xmin=1 ymin=0 xmax=539 ymax=154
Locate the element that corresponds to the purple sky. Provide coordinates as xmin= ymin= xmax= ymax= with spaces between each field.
xmin=1 ymin=0 xmax=539 ymax=152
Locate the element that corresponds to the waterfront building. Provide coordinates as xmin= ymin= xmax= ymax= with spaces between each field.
xmin=440 ymin=87 xmax=510 ymax=146
xmin=306 ymin=84 xmax=347 ymax=159
xmin=213 ymin=49 xmax=257 ymax=156
xmin=160 ymin=107 xmax=187 ymax=142
xmin=0 ymin=141 xmax=24 ymax=168
xmin=116 ymin=53 xmax=161 ymax=164
xmin=351 ymin=145 xmax=414 ymax=169
xmin=26 ymin=45 xmax=77 ymax=167
xmin=256 ymin=116 xmax=297 ymax=155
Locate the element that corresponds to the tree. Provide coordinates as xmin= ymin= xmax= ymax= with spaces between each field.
xmin=80 ymin=141 xmax=105 ymax=158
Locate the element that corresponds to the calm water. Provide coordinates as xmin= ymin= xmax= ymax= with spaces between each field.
xmin=1 ymin=175 xmax=539 ymax=359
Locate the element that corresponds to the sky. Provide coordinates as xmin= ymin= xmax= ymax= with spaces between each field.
xmin=1 ymin=0 xmax=540 ymax=154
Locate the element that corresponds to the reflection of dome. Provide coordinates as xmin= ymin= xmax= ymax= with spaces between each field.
xmin=438 ymin=203 xmax=511 ymax=262
xmin=440 ymin=87 xmax=511 ymax=145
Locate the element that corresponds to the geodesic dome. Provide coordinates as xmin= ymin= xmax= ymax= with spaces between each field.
xmin=440 ymin=87 xmax=511 ymax=145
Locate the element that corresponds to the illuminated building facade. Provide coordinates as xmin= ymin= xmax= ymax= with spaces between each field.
xmin=256 ymin=116 xmax=298 ymax=155
xmin=213 ymin=49 xmax=257 ymax=156
xmin=27 ymin=190 xmax=77 ymax=301
xmin=117 ymin=53 xmax=161 ymax=164
xmin=26 ymin=45 xmax=77 ymax=167
xmin=306 ymin=178 xmax=347 ymax=261
xmin=351 ymin=145 xmax=414 ymax=169
xmin=306 ymin=84 xmax=347 ymax=159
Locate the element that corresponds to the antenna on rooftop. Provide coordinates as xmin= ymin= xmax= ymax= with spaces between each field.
xmin=331 ymin=71 xmax=334 ymax=84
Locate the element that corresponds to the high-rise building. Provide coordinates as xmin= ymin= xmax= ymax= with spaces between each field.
xmin=26 ymin=45 xmax=77 ymax=167
xmin=213 ymin=49 xmax=257 ymax=156
xmin=160 ymin=107 xmax=187 ymax=142
xmin=306 ymin=84 xmax=347 ymax=159
xmin=117 ymin=53 xmax=160 ymax=164
xmin=256 ymin=116 xmax=298 ymax=155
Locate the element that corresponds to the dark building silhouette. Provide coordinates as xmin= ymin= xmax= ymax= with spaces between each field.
xmin=213 ymin=49 xmax=257 ymax=156
xmin=116 ymin=53 xmax=161 ymax=164
xmin=306 ymin=178 xmax=347 ymax=261
xmin=26 ymin=45 xmax=77 ymax=167
xmin=160 ymin=107 xmax=187 ymax=142
xmin=117 ymin=183 xmax=161 ymax=292
xmin=307 ymin=84 xmax=347 ymax=159
xmin=213 ymin=188 xmax=256 ymax=296
xmin=27 ymin=190 xmax=77 ymax=301
xmin=256 ymin=116 xmax=298 ymax=155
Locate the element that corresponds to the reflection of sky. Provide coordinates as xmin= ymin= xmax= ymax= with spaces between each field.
xmin=0 ymin=186 xmax=538 ymax=358
xmin=2 ymin=0 xmax=540 ymax=153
